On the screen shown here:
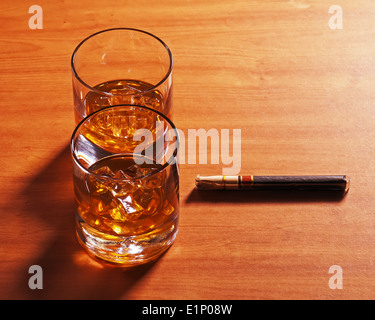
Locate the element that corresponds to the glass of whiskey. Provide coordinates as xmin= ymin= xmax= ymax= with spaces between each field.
xmin=71 ymin=28 xmax=173 ymax=124
xmin=71 ymin=104 xmax=179 ymax=266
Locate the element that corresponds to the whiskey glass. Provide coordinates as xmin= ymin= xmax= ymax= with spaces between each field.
xmin=71 ymin=28 xmax=173 ymax=123
xmin=71 ymin=104 xmax=179 ymax=266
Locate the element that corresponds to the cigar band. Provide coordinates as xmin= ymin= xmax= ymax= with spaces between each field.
xmin=239 ymin=175 xmax=254 ymax=189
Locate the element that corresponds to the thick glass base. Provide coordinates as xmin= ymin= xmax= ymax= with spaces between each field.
xmin=76 ymin=213 xmax=178 ymax=266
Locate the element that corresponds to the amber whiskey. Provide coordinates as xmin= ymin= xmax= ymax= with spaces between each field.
xmin=75 ymin=154 xmax=178 ymax=237
xmin=84 ymin=79 xmax=171 ymax=118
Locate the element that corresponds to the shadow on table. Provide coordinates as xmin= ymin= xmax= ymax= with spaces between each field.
xmin=185 ymin=187 xmax=348 ymax=204
xmin=11 ymin=145 xmax=157 ymax=300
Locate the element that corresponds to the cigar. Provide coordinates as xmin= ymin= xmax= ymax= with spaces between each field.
xmin=195 ymin=175 xmax=350 ymax=192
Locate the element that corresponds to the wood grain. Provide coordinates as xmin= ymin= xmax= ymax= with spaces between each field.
xmin=1 ymin=0 xmax=375 ymax=299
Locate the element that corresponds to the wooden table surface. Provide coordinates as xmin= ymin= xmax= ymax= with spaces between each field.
xmin=1 ymin=0 xmax=375 ymax=300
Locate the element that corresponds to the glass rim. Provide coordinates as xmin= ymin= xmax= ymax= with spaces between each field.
xmin=71 ymin=27 xmax=173 ymax=96
xmin=70 ymin=104 xmax=179 ymax=182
